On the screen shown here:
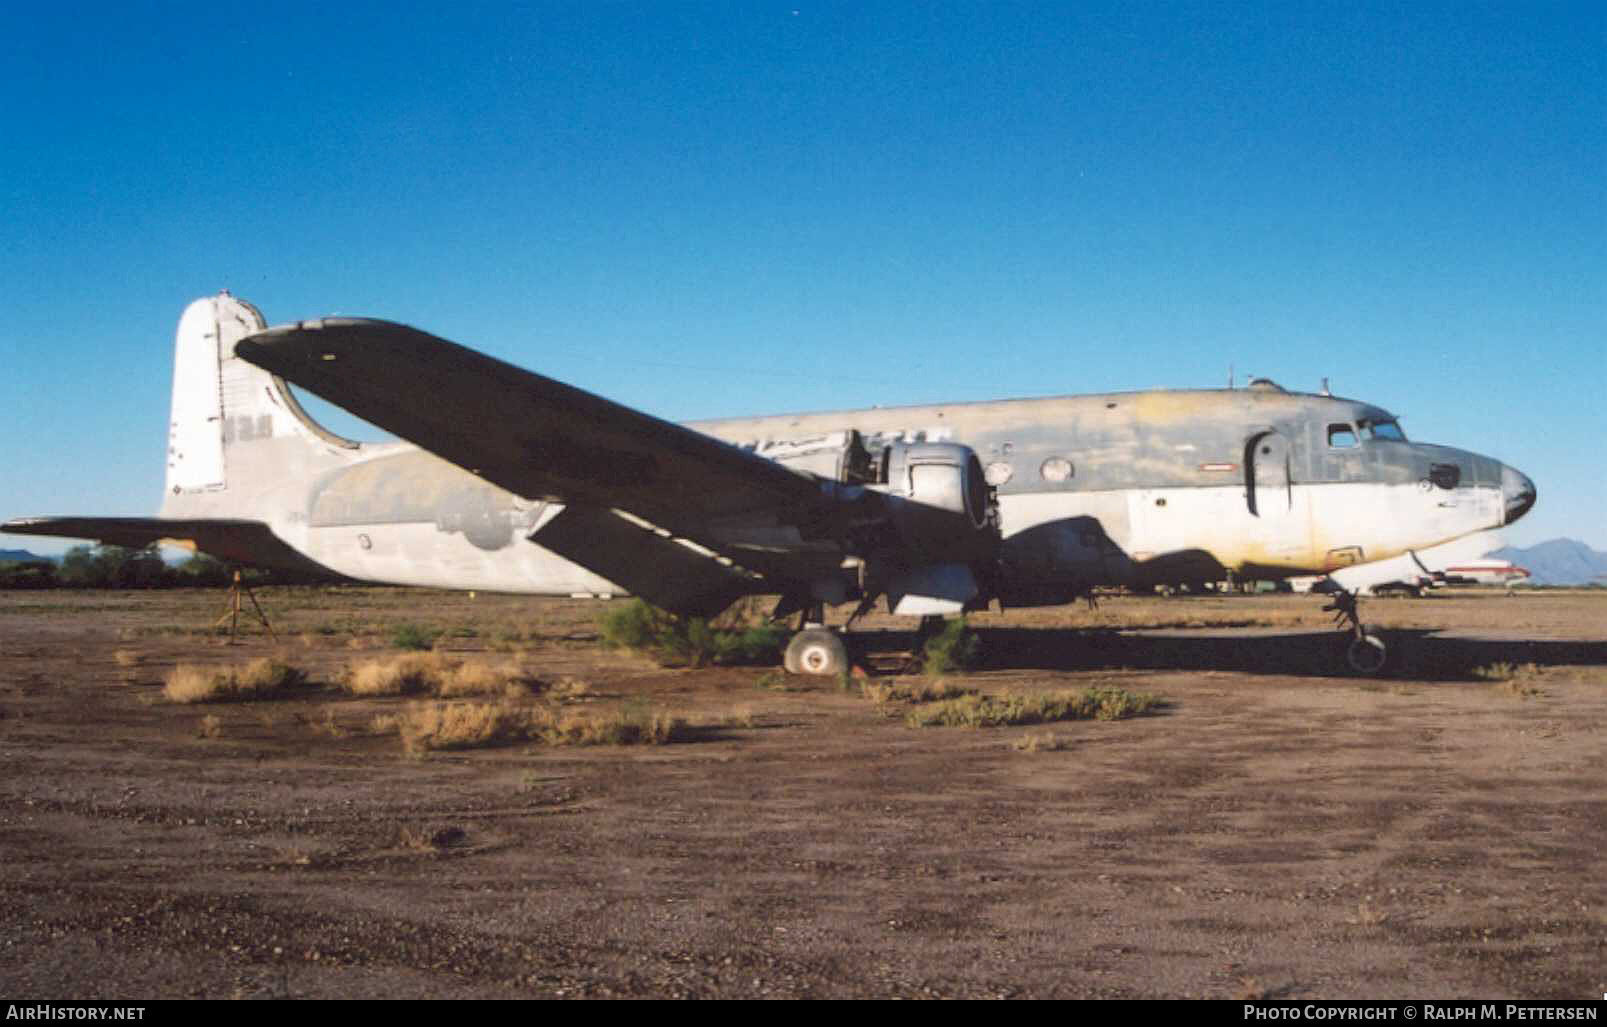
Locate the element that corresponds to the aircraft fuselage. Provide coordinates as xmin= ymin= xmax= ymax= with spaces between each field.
xmin=170 ymin=381 xmax=1532 ymax=607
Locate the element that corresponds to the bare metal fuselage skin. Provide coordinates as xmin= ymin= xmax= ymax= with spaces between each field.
xmin=165 ymin=375 xmax=1525 ymax=606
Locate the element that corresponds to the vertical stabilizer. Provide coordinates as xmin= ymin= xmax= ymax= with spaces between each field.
xmin=165 ymin=292 xmax=276 ymax=496
xmin=161 ymin=293 xmax=363 ymax=522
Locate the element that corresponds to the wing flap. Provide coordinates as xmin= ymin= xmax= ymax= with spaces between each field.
xmin=235 ymin=319 xmax=825 ymax=536
xmin=528 ymin=506 xmax=758 ymax=618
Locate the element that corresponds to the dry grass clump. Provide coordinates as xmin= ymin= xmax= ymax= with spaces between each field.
xmin=1472 ymin=661 xmax=1547 ymax=698
xmin=548 ymin=677 xmax=593 ymax=702
xmin=310 ymin=706 xmax=349 ymax=739
xmin=276 ymin=845 xmax=315 ymax=867
xmin=112 ymin=649 xmax=140 ymax=667
xmin=197 ymin=714 xmax=223 ymax=739
xmin=400 ymin=824 xmax=467 ymax=852
xmin=866 ymin=679 xmax=975 ymax=705
xmin=1473 ymin=661 xmax=1543 ymax=682
xmin=1012 ymin=732 xmax=1070 ymax=752
xmin=343 ymin=652 xmax=446 ymax=696
xmin=164 ymin=658 xmax=308 ymax=703
xmin=704 ymin=705 xmax=755 ymax=729
xmin=906 ymin=686 xmax=1159 ymax=728
xmin=341 ymin=653 xmax=534 ymax=698
xmin=543 ymin=706 xmax=688 ymax=747
xmin=437 ymin=658 xmax=532 ymax=698
xmin=394 ymin=700 xmax=541 ymax=755
xmin=379 ymin=697 xmax=692 ymax=755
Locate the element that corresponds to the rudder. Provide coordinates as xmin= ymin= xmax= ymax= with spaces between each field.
xmin=166 ymin=292 xmax=279 ymax=496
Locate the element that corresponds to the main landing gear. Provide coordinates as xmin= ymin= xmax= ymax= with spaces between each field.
xmin=780 ymin=601 xmax=850 ymax=676
xmin=784 ymin=627 xmax=849 ymax=676
xmin=1324 ymin=590 xmax=1387 ymax=675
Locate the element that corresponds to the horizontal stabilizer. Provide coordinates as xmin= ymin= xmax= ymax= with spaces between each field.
xmin=529 ymin=506 xmax=758 ymax=619
xmin=1 ymin=517 xmax=341 ymax=579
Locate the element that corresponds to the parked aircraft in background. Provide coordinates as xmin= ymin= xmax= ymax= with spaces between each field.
xmin=1286 ymin=538 xmax=1530 ymax=598
xmin=6 ymin=293 xmax=1536 ymax=674
xmin=1439 ymin=559 xmax=1531 ymax=589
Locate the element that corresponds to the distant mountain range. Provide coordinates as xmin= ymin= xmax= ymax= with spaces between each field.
xmin=1489 ymin=539 xmax=1607 ymax=587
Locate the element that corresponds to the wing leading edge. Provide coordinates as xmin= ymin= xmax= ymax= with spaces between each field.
xmin=235 ymin=320 xmax=827 ymax=541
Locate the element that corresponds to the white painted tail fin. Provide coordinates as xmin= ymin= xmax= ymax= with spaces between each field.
xmin=163 ymin=293 xmax=362 ymax=519
xmin=165 ymin=292 xmax=278 ymax=495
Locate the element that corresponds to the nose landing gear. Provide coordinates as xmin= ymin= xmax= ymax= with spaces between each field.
xmin=1325 ymin=590 xmax=1387 ymax=675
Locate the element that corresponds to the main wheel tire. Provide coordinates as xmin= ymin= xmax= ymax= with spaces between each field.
xmin=1346 ymin=633 xmax=1387 ymax=675
xmin=785 ymin=628 xmax=848 ymax=677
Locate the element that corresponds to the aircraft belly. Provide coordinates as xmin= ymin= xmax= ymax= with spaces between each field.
xmin=1001 ymin=486 xmax=1318 ymax=580
xmin=1303 ymin=481 xmax=1504 ymax=568
xmin=302 ymin=521 xmax=623 ymax=596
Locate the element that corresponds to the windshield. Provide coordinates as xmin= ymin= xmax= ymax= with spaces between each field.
xmin=1359 ymin=418 xmax=1407 ymax=442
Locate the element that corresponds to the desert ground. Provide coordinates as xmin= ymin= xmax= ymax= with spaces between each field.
xmin=0 ymin=586 xmax=1602 ymax=999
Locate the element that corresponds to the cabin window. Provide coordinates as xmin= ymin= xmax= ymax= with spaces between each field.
xmin=1359 ymin=418 xmax=1406 ymax=441
xmin=1327 ymin=424 xmax=1359 ymax=449
xmin=1040 ymin=457 xmax=1075 ymax=482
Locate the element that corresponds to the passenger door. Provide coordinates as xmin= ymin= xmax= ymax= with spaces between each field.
xmin=1245 ymin=430 xmax=1291 ymax=517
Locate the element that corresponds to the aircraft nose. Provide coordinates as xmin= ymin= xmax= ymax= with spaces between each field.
xmin=1502 ymin=464 xmax=1536 ymax=525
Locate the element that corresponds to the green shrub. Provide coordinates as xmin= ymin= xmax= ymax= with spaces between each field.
xmin=906 ymin=687 xmax=1158 ymax=728
xmin=390 ymin=624 xmax=441 ymax=651
xmin=921 ymin=619 xmax=980 ymax=675
xmin=58 ymin=544 xmax=166 ymax=588
xmin=598 ymin=599 xmax=665 ymax=652
xmin=0 ymin=561 xmax=57 ymax=589
xmin=171 ymin=553 xmax=233 ymax=586
xmin=599 ymin=600 xmax=786 ymax=668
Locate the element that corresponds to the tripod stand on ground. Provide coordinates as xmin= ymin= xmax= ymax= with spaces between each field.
xmin=214 ymin=570 xmax=278 ymax=644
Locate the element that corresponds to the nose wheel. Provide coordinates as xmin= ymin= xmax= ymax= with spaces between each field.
xmin=1324 ymin=590 xmax=1388 ymax=675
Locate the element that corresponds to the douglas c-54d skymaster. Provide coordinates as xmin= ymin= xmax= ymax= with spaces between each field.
xmin=6 ymin=293 xmax=1536 ymax=675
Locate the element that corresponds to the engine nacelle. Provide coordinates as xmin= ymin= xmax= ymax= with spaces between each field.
xmin=881 ymin=442 xmax=997 ymax=562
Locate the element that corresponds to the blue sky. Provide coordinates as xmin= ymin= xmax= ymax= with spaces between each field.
xmin=2 ymin=1 xmax=1602 ymax=554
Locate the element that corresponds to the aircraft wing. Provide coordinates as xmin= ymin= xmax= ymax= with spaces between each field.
xmin=1 ymin=516 xmax=341 ymax=578
xmin=235 ymin=319 xmax=828 ymax=539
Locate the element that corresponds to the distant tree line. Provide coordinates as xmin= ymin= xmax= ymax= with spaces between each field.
xmin=0 ymin=545 xmax=316 ymax=589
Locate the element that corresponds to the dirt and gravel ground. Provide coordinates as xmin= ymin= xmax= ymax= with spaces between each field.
xmin=0 ymin=587 xmax=1602 ymax=999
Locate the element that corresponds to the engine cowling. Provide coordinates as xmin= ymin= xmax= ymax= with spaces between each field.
xmin=880 ymin=442 xmax=998 ymax=562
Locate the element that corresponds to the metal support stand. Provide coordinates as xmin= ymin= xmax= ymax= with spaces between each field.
xmin=214 ymin=570 xmax=278 ymax=644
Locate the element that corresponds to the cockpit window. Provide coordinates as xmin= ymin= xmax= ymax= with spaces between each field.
xmin=1327 ymin=424 xmax=1358 ymax=449
xmin=1359 ymin=418 xmax=1407 ymax=442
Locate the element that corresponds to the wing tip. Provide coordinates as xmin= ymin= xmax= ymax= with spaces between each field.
xmin=238 ymin=318 xmax=415 ymax=363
